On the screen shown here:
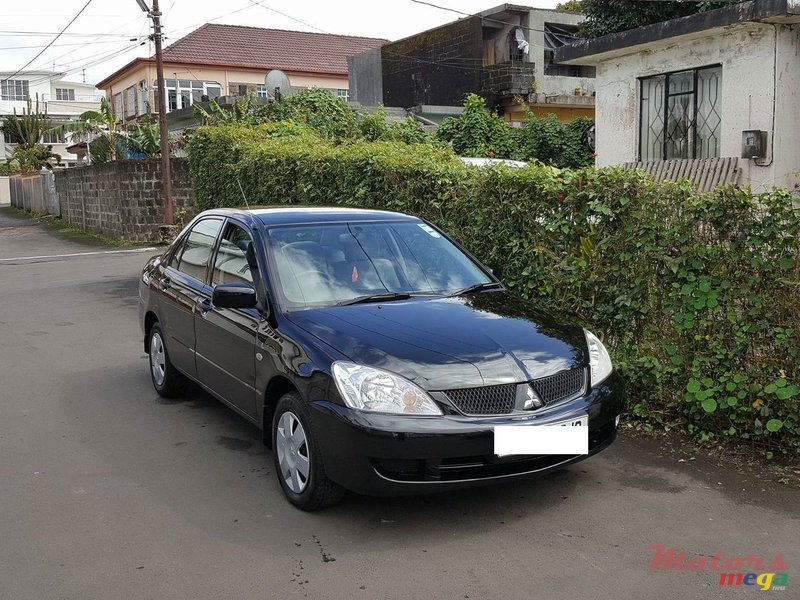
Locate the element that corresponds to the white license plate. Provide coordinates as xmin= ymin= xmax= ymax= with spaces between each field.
xmin=494 ymin=414 xmax=589 ymax=456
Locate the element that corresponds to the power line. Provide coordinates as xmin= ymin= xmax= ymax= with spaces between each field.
xmin=0 ymin=39 xmax=142 ymax=51
xmin=164 ymin=1 xmax=259 ymax=36
xmin=408 ymin=0 xmax=579 ymax=38
xmin=0 ymin=30 xmax=142 ymax=37
xmin=245 ymin=0 xmax=331 ymax=34
xmin=1 ymin=0 xmax=95 ymax=84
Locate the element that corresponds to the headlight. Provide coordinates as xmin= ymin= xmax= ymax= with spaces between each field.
xmin=584 ymin=329 xmax=612 ymax=386
xmin=332 ymin=362 xmax=443 ymax=415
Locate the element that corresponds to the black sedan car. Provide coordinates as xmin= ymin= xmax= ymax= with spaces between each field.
xmin=139 ymin=207 xmax=622 ymax=510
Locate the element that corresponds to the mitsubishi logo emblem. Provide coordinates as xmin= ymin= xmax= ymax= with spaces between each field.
xmin=524 ymin=385 xmax=543 ymax=410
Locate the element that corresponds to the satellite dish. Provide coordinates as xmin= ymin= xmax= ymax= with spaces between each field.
xmin=265 ymin=70 xmax=293 ymax=102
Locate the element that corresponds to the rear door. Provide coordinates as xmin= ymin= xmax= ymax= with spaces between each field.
xmin=194 ymin=220 xmax=261 ymax=417
xmin=157 ymin=217 xmax=224 ymax=378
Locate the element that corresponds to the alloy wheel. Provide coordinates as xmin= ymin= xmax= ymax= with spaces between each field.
xmin=150 ymin=332 xmax=166 ymax=386
xmin=276 ymin=411 xmax=310 ymax=493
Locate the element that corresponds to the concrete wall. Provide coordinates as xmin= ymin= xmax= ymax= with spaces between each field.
xmin=0 ymin=177 xmax=9 ymax=206
xmin=382 ymin=17 xmax=484 ymax=108
xmin=8 ymin=172 xmax=59 ymax=215
xmin=592 ymin=22 xmax=800 ymax=191
xmin=54 ymin=159 xmax=197 ymax=242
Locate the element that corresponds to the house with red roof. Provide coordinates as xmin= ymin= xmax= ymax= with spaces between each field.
xmin=95 ymin=24 xmax=387 ymax=122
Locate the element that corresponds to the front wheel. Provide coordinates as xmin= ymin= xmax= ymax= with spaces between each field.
xmin=272 ymin=392 xmax=344 ymax=510
xmin=148 ymin=323 xmax=188 ymax=398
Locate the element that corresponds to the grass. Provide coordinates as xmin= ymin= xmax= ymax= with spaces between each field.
xmin=10 ymin=207 xmax=152 ymax=248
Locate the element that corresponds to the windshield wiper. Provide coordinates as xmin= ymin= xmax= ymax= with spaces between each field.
xmin=448 ymin=282 xmax=503 ymax=297
xmin=337 ymin=292 xmax=412 ymax=306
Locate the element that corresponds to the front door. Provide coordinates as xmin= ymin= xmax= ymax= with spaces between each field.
xmin=195 ymin=221 xmax=260 ymax=417
xmin=157 ymin=217 xmax=224 ymax=378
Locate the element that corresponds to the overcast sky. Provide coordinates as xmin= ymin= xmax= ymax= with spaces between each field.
xmin=0 ymin=0 xmax=562 ymax=86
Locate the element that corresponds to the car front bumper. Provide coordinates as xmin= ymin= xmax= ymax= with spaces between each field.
xmin=309 ymin=373 xmax=623 ymax=496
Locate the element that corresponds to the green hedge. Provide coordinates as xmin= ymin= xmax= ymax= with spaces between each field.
xmin=188 ymin=125 xmax=800 ymax=453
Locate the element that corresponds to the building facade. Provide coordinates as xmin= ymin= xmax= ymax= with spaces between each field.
xmin=556 ymin=0 xmax=800 ymax=192
xmin=349 ymin=3 xmax=596 ymax=123
xmin=95 ymin=24 xmax=386 ymax=124
xmin=0 ymin=71 xmax=102 ymax=166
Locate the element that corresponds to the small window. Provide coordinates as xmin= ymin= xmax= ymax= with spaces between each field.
xmin=336 ymin=89 xmax=349 ymax=102
xmin=212 ymin=224 xmax=255 ymax=286
xmin=639 ymin=65 xmax=722 ymax=160
xmin=256 ymin=84 xmax=268 ymax=99
xmin=124 ymin=86 xmax=136 ymax=118
xmin=138 ymin=80 xmax=147 ymax=114
xmin=175 ymin=218 xmax=224 ymax=281
xmin=113 ymin=93 xmax=123 ymax=118
xmin=55 ymin=88 xmax=75 ymax=101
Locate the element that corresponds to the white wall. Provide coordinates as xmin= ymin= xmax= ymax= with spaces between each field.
xmin=593 ymin=23 xmax=800 ymax=192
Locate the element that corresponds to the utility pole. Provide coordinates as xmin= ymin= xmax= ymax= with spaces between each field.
xmin=137 ymin=0 xmax=173 ymax=225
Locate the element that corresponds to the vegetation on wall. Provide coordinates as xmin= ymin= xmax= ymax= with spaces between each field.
xmin=557 ymin=1 xmax=741 ymax=38
xmin=187 ymin=126 xmax=800 ymax=455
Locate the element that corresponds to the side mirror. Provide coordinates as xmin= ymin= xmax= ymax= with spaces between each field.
xmin=212 ymin=283 xmax=257 ymax=309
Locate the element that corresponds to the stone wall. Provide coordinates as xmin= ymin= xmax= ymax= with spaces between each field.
xmin=54 ymin=159 xmax=197 ymax=242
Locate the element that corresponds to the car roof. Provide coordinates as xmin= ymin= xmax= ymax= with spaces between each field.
xmin=459 ymin=157 xmax=528 ymax=168
xmin=200 ymin=206 xmax=421 ymax=227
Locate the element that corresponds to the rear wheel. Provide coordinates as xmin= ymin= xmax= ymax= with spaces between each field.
xmin=148 ymin=323 xmax=188 ymax=398
xmin=272 ymin=392 xmax=344 ymax=510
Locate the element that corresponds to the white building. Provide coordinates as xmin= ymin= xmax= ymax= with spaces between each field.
xmin=1 ymin=71 xmax=103 ymax=167
xmin=555 ymin=0 xmax=800 ymax=192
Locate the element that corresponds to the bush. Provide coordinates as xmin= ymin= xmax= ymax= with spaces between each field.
xmin=188 ymin=126 xmax=800 ymax=454
xmin=436 ymin=94 xmax=515 ymax=159
xmin=512 ymin=112 xmax=594 ymax=168
xmin=255 ymin=88 xmax=358 ymax=140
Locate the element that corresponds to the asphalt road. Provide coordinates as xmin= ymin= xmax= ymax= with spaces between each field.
xmin=0 ymin=207 xmax=797 ymax=600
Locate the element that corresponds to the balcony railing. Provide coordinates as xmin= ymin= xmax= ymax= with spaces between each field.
xmin=40 ymin=94 xmax=104 ymax=103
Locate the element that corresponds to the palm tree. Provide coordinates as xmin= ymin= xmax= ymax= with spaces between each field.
xmin=68 ymin=97 xmax=123 ymax=163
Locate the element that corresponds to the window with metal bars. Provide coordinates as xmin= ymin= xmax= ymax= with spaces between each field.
xmin=639 ymin=65 xmax=722 ymax=161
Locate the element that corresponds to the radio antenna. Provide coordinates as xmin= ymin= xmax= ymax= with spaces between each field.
xmin=236 ymin=177 xmax=251 ymax=210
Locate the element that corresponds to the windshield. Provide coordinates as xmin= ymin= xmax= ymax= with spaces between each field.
xmin=266 ymin=221 xmax=494 ymax=307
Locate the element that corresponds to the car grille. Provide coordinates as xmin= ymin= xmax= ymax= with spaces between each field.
xmin=442 ymin=383 xmax=517 ymax=415
xmin=530 ymin=367 xmax=586 ymax=405
xmin=442 ymin=368 xmax=587 ymax=416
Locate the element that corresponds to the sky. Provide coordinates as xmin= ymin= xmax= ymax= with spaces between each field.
xmin=0 ymin=0 xmax=562 ymax=87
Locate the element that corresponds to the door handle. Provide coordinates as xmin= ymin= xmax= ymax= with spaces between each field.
xmin=159 ymin=277 xmax=171 ymax=290
xmin=198 ymin=298 xmax=212 ymax=313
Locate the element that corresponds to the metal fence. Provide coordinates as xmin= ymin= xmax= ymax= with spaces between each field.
xmin=8 ymin=172 xmax=60 ymax=216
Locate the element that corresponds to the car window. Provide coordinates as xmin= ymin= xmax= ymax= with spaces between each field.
xmin=211 ymin=224 xmax=255 ymax=286
xmin=175 ymin=218 xmax=223 ymax=282
xmin=267 ymin=221 xmax=492 ymax=307
xmin=167 ymin=235 xmax=186 ymax=270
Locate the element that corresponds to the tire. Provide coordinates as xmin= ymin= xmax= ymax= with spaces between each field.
xmin=148 ymin=323 xmax=189 ymax=398
xmin=272 ymin=392 xmax=344 ymax=510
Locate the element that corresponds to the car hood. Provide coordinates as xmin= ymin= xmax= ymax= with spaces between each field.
xmin=285 ymin=291 xmax=588 ymax=390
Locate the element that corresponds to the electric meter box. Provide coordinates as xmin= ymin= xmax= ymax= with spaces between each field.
xmin=741 ymin=130 xmax=767 ymax=159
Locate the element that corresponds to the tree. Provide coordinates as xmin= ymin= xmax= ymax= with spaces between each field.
xmin=1 ymin=96 xmax=62 ymax=171
xmin=556 ymin=0 xmax=584 ymax=12
xmin=69 ymin=97 xmax=123 ymax=163
xmin=576 ymin=1 xmax=736 ymax=38
xmin=126 ymin=117 xmax=161 ymax=156
xmin=1 ymin=96 xmax=53 ymax=147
